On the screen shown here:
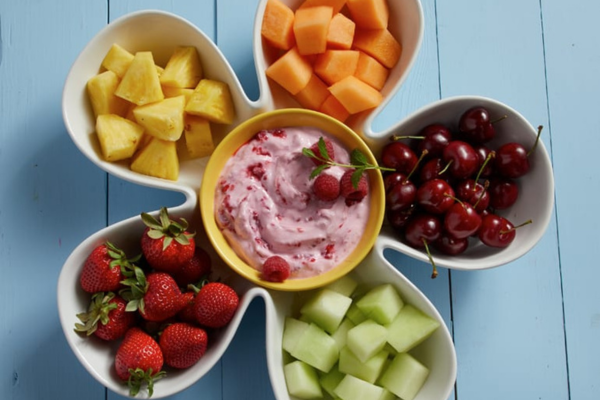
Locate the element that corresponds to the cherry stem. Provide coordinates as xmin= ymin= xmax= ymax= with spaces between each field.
xmin=473 ymin=151 xmax=495 ymax=183
xmin=391 ymin=135 xmax=425 ymax=141
xmin=472 ymin=180 xmax=490 ymax=210
xmin=500 ymin=219 xmax=533 ymax=234
xmin=444 ymin=193 xmax=464 ymax=207
xmin=527 ymin=125 xmax=543 ymax=157
xmin=404 ymin=149 xmax=428 ymax=183
xmin=439 ymin=159 xmax=452 ymax=175
xmin=491 ymin=114 xmax=508 ymax=125
xmin=422 ymin=238 xmax=438 ymax=279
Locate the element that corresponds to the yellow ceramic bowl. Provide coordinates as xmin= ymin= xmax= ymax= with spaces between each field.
xmin=200 ymin=109 xmax=385 ymax=291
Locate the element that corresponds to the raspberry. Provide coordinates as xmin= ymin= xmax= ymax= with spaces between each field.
xmin=262 ymin=256 xmax=291 ymax=282
xmin=313 ymin=174 xmax=340 ymax=202
xmin=309 ymin=138 xmax=335 ymax=166
xmin=340 ymin=170 xmax=368 ymax=205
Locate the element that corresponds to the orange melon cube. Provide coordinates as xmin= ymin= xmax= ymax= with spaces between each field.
xmin=327 ymin=13 xmax=356 ymax=50
xmin=354 ymin=51 xmax=389 ymax=90
xmin=298 ymin=0 xmax=348 ymax=14
xmin=319 ymin=94 xmax=350 ymax=122
xmin=314 ymin=50 xmax=360 ymax=86
xmin=261 ymin=0 xmax=296 ymax=50
xmin=266 ymin=47 xmax=313 ymax=95
xmin=293 ymin=6 xmax=333 ymax=55
xmin=353 ymin=28 xmax=402 ymax=68
xmin=328 ymin=75 xmax=383 ymax=114
xmin=294 ymin=74 xmax=330 ymax=110
xmin=346 ymin=0 xmax=389 ymax=29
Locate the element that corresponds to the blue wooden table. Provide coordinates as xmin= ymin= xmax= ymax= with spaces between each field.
xmin=1 ymin=0 xmax=597 ymax=399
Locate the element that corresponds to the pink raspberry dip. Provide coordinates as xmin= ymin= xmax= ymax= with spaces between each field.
xmin=214 ymin=127 xmax=370 ymax=279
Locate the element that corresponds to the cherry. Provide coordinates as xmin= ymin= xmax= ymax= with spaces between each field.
xmin=474 ymin=145 xmax=495 ymax=178
xmin=404 ymin=214 xmax=442 ymax=278
xmin=381 ymin=142 xmax=418 ymax=174
xmin=419 ymin=158 xmax=450 ymax=183
xmin=434 ymin=232 xmax=469 ymax=256
xmin=416 ymin=178 xmax=455 ymax=214
xmin=478 ymin=214 xmax=532 ymax=248
xmin=387 ymin=181 xmax=416 ymax=211
xmin=416 ymin=124 xmax=452 ymax=158
xmin=495 ymin=125 xmax=543 ymax=179
xmin=384 ymin=172 xmax=407 ymax=193
xmin=442 ymin=141 xmax=479 ymax=179
xmin=387 ymin=205 xmax=416 ymax=231
xmin=455 ymin=179 xmax=490 ymax=213
xmin=443 ymin=200 xmax=482 ymax=239
xmin=488 ymin=178 xmax=519 ymax=210
xmin=458 ymin=106 xmax=495 ymax=143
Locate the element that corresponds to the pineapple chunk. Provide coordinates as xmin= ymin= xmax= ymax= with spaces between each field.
xmin=184 ymin=115 xmax=214 ymax=159
xmin=87 ymin=70 xmax=130 ymax=117
xmin=185 ymin=79 xmax=235 ymax=124
xmin=162 ymin=86 xmax=194 ymax=103
xmin=133 ymin=95 xmax=186 ymax=141
xmin=160 ymin=46 xmax=203 ymax=88
xmin=101 ymin=44 xmax=135 ymax=78
xmin=115 ymin=51 xmax=164 ymax=106
xmin=130 ymin=137 xmax=179 ymax=180
xmin=95 ymin=114 xmax=145 ymax=161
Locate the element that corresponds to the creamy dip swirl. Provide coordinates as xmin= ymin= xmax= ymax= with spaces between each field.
xmin=214 ymin=127 xmax=370 ymax=279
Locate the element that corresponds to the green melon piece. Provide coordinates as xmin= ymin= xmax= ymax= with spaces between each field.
xmin=346 ymin=319 xmax=388 ymax=363
xmin=319 ymin=364 xmax=345 ymax=398
xmin=284 ymin=360 xmax=323 ymax=399
xmin=326 ymin=274 xmax=359 ymax=297
xmin=386 ymin=304 xmax=440 ymax=353
xmin=356 ymin=284 xmax=404 ymax=325
xmin=291 ymin=323 xmax=339 ymax=373
xmin=379 ymin=353 xmax=429 ymax=400
xmin=338 ymin=347 xmax=389 ymax=384
xmin=378 ymin=388 xmax=397 ymax=400
xmin=346 ymin=303 xmax=367 ymax=325
xmin=333 ymin=374 xmax=385 ymax=400
xmin=331 ymin=318 xmax=355 ymax=352
xmin=301 ymin=289 xmax=353 ymax=334
xmin=283 ymin=317 xmax=310 ymax=354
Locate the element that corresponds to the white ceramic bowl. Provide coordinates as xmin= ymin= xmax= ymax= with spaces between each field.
xmin=371 ymin=96 xmax=555 ymax=271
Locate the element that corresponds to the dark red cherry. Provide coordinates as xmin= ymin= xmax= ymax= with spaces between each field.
xmin=381 ymin=142 xmax=418 ymax=174
xmin=474 ymin=145 xmax=495 ymax=178
xmin=434 ymin=232 xmax=469 ymax=255
xmin=443 ymin=202 xmax=482 ymax=239
xmin=417 ymin=124 xmax=452 ymax=158
xmin=478 ymin=214 xmax=516 ymax=248
xmin=416 ymin=179 xmax=455 ymax=214
xmin=458 ymin=106 xmax=496 ymax=143
xmin=386 ymin=180 xmax=417 ymax=211
xmin=442 ymin=141 xmax=479 ymax=179
xmin=384 ymin=172 xmax=407 ymax=193
xmin=419 ymin=158 xmax=450 ymax=183
xmin=405 ymin=214 xmax=442 ymax=248
xmin=495 ymin=142 xmax=529 ymax=178
xmin=489 ymin=178 xmax=519 ymax=210
xmin=387 ymin=205 xmax=416 ymax=231
xmin=455 ymin=179 xmax=490 ymax=213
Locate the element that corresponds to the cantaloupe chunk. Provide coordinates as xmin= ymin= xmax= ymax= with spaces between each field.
xmin=298 ymin=0 xmax=347 ymax=14
xmin=261 ymin=0 xmax=296 ymax=50
xmin=353 ymin=28 xmax=401 ymax=68
xmin=293 ymin=6 xmax=333 ymax=55
xmin=346 ymin=0 xmax=389 ymax=29
xmin=328 ymin=75 xmax=383 ymax=114
xmin=354 ymin=51 xmax=389 ymax=90
xmin=326 ymin=12 xmax=355 ymax=50
xmin=319 ymin=94 xmax=350 ymax=122
xmin=314 ymin=50 xmax=359 ymax=85
xmin=294 ymin=73 xmax=330 ymax=110
xmin=266 ymin=47 xmax=313 ymax=95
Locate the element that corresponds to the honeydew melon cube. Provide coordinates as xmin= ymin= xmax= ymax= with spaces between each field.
xmin=333 ymin=374 xmax=384 ymax=400
xmin=338 ymin=347 xmax=388 ymax=384
xmin=356 ymin=284 xmax=404 ymax=325
xmin=283 ymin=317 xmax=310 ymax=354
xmin=378 ymin=389 xmax=397 ymax=400
xmin=386 ymin=305 xmax=440 ymax=353
xmin=346 ymin=320 xmax=388 ymax=363
xmin=331 ymin=318 xmax=355 ymax=351
xmin=284 ymin=360 xmax=323 ymax=399
xmin=379 ymin=353 xmax=429 ymax=400
xmin=291 ymin=323 xmax=339 ymax=373
xmin=346 ymin=303 xmax=367 ymax=325
xmin=319 ymin=364 xmax=345 ymax=398
xmin=326 ymin=275 xmax=359 ymax=297
xmin=300 ymin=289 xmax=353 ymax=334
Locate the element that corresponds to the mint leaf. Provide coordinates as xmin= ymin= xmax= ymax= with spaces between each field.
xmin=351 ymin=168 xmax=365 ymax=189
xmin=317 ymin=137 xmax=331 ymax=160
xmin=302 ymin=148 xmax=316 ymax=158
xmin=310 ymin=164 xmax=328 ymax=179
xmin=350 ymin=149 xmax=368 ymax=166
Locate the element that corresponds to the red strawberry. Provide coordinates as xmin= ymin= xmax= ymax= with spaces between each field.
xmin=262 ymin=256 xmax=291 ymax=282
xmin=140 ymin=207 xmax=196 ymax=274
xmin=312 ymin=173 xmax=340 ymax=202
xmin=74 ymin=292 xmax=136 ymax=341
xmin=340 ymin=170 xmax=369 ymax=205
xmin=80 ymin=242 xmax=137 ymax=293
xmin=177 ymin=291 xmax=197 ymax=324
xmin=193 ymin=282 xmax=239 ymax=328
xmin=159 ymin=322 xmax=208 ymax=369
xmin=172 ymin=246 xmax=212 ymax=287
xmin=115 ymin=327 xmax=165 ymax=397
xmin=309 ymin=138 xmax=335 ymax=166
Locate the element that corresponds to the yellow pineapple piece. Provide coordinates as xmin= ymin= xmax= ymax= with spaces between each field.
xmin=133 ymin=95 xmax=186 ymax=141
xmin=162 ymin=86 xmax=194 ymax=103
xmin=183 ymin=115 xmax=214 ymax=159
xmin=160 ymin=46 xmax=203 ymax=88
xmin=101 ymin=44 xmax=135 ymax=78
xmin=185 ymin=79 xmax=235 ymax=124
xmin=115 ymin=51 xmax=164 ymax=106
xmin=95 ymin=114 xmax=145 ymax=161
xmin=130 ymin=137 xmax=179 ymax=180
xmin=87 ymin=70 xmax=130 ymax=117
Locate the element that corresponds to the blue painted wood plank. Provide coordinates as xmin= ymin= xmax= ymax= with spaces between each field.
xmin=0 ymin=1 xmax=108 ymax=399
xmin=541 ymin=0 xmax=600 ymax=399
xmin=435 ymin=1 xmax=566 ymax=399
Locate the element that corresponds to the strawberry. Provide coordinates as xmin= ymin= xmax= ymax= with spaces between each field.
xmin=176 ymin=291 xmax=197 ymax=324
xmin=193 ymin=282 xmax=239 ymax=328
xmin=79 ymin=242 xmax=137 ymax=293
xmin=140 ymin=207 xmax=196 ymax=274
xmin=340 ymin=170 xmax=369 ymax=205
xmin=172 ymin=246 xmax=212 ymax=287
xmin=74 ymin=292 xmax=136 ymax=341
xmin=159 ymin=322 xmax=208 ymax=369
xmin=262 ymin=256 xmax=291 ymax=282
xmin=309 ymin=138 xmax=335 ymax=166
xmin=115 ymin=327 xmax=165 ymax=397
xmin=312 ymin=173 xmax=340 ymax=202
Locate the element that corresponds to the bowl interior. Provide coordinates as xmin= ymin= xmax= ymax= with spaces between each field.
xmin=374 ymin=96 xmax=555 ymax=270
xmin=200 ymin=109 xmax=386 ymax=291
